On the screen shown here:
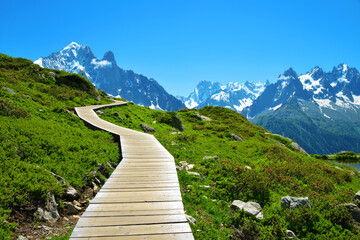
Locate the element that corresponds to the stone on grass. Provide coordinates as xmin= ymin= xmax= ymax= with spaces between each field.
xmin=172 ymin=114 xmax=185 ymax=131
xmin=4 ymin=87 xmax=16 ymax=95
xmin=231 ymin=133 xmax=244 ymax=142
xmin=285 ymin=230 xmax=298 ymax=239
xmin=195 ymin=112 xmax=211 ymax=121
xmin=185 ymin=214 xmax=197 ymax=225
xmin=185 ymin=164 xmax=194 ymax=171
xmin=17 ymin=236 xmax=29 ymax=240
xmin=187 ymin=171 xmax=200 ymax=176
xmin=230 ymin=200 xmax=263 ymax=219
xmin=281 ymin=196 xmax=311 ymax=210
xmin=113 ymin=112 xmax=123 ymax=120
xmin=65 ymin=202 xmax=80 ymax=215
xmin=140 ymin=123 xmax=156 ymax=133
xmin=36 ymin=193 xmax=60 ymax=222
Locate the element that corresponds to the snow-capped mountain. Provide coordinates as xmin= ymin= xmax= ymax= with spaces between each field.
xmin=243 ymin=64 xmax=360 ymax=154
xmin=35 ymin=42 xmax=185 ymax=111
xmin=180 ymin=80 xmax=268 ymax=112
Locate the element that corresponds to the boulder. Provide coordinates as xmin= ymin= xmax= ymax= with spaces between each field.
xmin=187 ymin=171 xmax=200 ymax=176
xmin=64 ymin=186 xmax=80 ymax=201
xmin=140 ymin=123 xmax=156 ymax=133
xmin=285 ymin=230 xmax=298 ymax=239
xmin=36 ymin=193 xmax=60 ymax=222
xmin=354 ymin=190 xmax=360 ymax=202
xmin=195 ymin=112 xmax=211 ymax=121
xmin=96 ymin=110 xmax=104 ymax=116
xmin=92 ymin=182 xmax=100 ymax=194
xmin=291 ymin=142 xmax=308 ymax=155
xmin=230 ymin=200 xmax=263 ymax=219
xmin=185 ymin=214 xmax=197 ymax=225
xmin=281 ymin=196 xmax=311 ymax=210
xmin=172 ymin=114 xmax=185 ymax=131
xmin=244 ymin=166 xmax=252 ymax=170
xmin=113 ymin=112 xmax=123 ymax=120
xmin=344 ymin=203 xmax=360 ymax=222
xmin=185 ymin=164 xmax=194 ymax=171
xmin=231 ymin=133 xmax=244 ymax=142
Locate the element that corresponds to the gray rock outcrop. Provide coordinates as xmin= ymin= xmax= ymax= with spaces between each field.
xmin=354 ymin=190 xmax=360 ymax=202
xmin=281 ymin=196 xmax=311 ymax=210
xmin=231 ymin=133 xmax=244 ymax=142
xmin=36 ymin=193 xmax=60 ymax=222
xmin=195 ymin=112 xmax=211 ymax=121
xmin=5 ymin=87 xmax=16 ymax=95
xmin=140 ymin=123 xmax=156 ymax=133
xmin=230 ymin=200 xmax=263 ymax=219
xmin=291 ymin=142 xmax=308 ymax=155
xmin=113 ymin=112 xmax=123 ymax=120
xmin=172 ymin=114 xmax=185 ymax=131
xmin=49 ymin=71 xmax=56 ymax=78
xmin=344 ymin=203 xmax=360 ymax=222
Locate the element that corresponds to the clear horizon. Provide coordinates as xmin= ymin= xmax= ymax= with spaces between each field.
xmin=1 ymin=0 xmax=360 ymax=96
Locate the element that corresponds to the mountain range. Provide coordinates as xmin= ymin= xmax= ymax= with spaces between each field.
xmin=34 ymin=42 xmax=360 ymax=154
xmin=35 ymin=42 xmax=185 ymax=111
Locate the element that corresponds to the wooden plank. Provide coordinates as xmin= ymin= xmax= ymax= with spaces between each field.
xmin=70 ymin=223 xmax=192 ymax=238
xmin=82 ymin=209 xmax=185 ymax=217
xmin=76 ymin=214 xmax=187 ymax=227
xmin=100 ymin=187 xmax=180 ymax=192
xmin=70 ymin=233 xmax=194 ymax=240
xmin=85 ymin=201 xmax=185 ymax=211
xmin=101 ymin=182 xmax=180 ymax=189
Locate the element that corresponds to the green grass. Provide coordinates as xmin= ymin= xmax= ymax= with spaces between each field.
xmin=0 ymin=53 xmax=120 ymax=238
xmin=100 ymin=103 xmax=360 ymax=239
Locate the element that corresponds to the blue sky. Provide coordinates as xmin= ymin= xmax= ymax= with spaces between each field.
xmin=1 ymin=0 xmax=360 ymax=96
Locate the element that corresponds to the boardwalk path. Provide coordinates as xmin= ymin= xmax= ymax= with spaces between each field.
xmin=70 ymin=101 xmax=194 ymax=239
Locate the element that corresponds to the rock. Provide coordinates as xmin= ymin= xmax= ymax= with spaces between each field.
xmin=281 ymin=196 xmax=311 ymax=210
xmin=231 ymin=133 xmax=244 ymax=142
xmin=41 ymin=225 xmax=53 ymax=231
xmin=185 ymin=164 xmax=194 ymax=171
xmin=24 ymin=94 xmax=33 ymax=100
xmin=171 ymin=132 xmax=181 ymax=135
xmin=106 ymin=161 xmax=114 ymax=170
xmin=92 ymin=182 xmax=100 ymax=194
xmin=354 ymin=190 xmax=360 ymax=202
xmin=64 ymin=186 xmax=80 ymax=201
xmin=244 ymin=166 xmax=252 ymax=170
xmin=172 ymin=114 xmax=185 ymax=131
xmin=179 ymin=161 xmax=188 ymax=168
xmin=73 ymin=200 xmax=81 ymax=206
xmin=291 ymin=142 xmax=309 ymax=155
xmin=195 ymin=112 xmax=211 ymax=121
xmin=203 ymin=156 xmax=219 ymax=160
xmin=285 ymin=230 xmax=298 ymax=239
xmin=96 ymin=110 xmax=104 ymax=115
xmin=49 ymin=71 xmax=56 ymax=78
xmin=65 ymin=202 xmax=81 ymax=215
xmin=275 ymin=141 xmax=286 ymax=147
xmin=72 ymin=215 xmax=80 ymax=219
xmin=230 ymin=200 xmax=263 ymax=219
xmin=152 ymin=120 xmax=156 ymax=124
xmin=185 ymin=214 xmax=197 ymax=225
xmin=48 ymin=171 xmax=66 ymax=185
xmin=17 ymin=236 xmax=28 ymax=240
xmin=187 ymin=171 xmax=200 ymax=176
xmin=36 ymin=193 xmax=60 ymax=222
xmin=344 ymin=203 xmax=360 ymax=222
xmin=63 ymin=217 xmax=69 ymax=222
xmin=5 ymin=87 xmax=16 ymax=95
xmin=200 ymin=185 xmax=211 ymax=188
xmin=113 ymin=112 xmax=123 ymax=120
xmin=140 ymin=123 xmax=156 ymax=133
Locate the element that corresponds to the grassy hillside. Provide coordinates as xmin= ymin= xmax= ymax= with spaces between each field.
xmin=0 ymin=54 xmax=120 ymax=239
xmin=100 ymin=103 xmax=360 ymax=239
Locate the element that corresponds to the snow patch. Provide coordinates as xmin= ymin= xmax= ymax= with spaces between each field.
xmin=269 ymin=104 xmax=282 ymax=111
xmin=313 ymin=98 xmax=334 ymax=110
xmin=352 ymin=95 xmax=360 ymax=105
xmin=323 ymin=113 xmax=331 ymax=119
xmin=185 ymin=98 xmax=199 ymax=109
xmin=233 ymin=98 xmax=253 ymax=112
xmin=34 ymin=58 xmax=44 ymax=67
xmin=211 ymin=91 xmax=229 ymax=102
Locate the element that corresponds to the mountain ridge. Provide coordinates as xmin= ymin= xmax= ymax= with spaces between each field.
xmin=35 ymin=42 xmax=186 ymax=111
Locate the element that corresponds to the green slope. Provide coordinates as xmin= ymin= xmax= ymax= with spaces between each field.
xmin=99 ymin=104 xmax=360 ymax=239
xmin=0 ymin=54 xmax=120 ymax=239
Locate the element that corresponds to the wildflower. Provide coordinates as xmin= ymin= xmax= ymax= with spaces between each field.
xmin=274 ymin=229 xmax=278 ymax=232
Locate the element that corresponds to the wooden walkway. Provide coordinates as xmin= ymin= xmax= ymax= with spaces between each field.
xmin=70 ymin=101 xmax=194 ymax=239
